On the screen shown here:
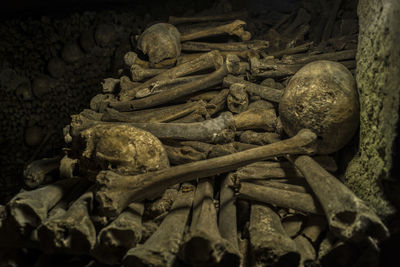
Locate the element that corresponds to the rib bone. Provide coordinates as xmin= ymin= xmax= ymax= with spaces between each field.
xmin=95 ymin=129 xmax=317 ymax=216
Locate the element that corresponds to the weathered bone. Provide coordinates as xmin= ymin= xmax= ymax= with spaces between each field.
xmin=164 ymin=144 xmax=207 ymax=165
xmin=119 ymin=50 xmax=222 ymax=101
xmin=290 ymin=155 xmax=389 ymax=243
xmin=219 ymin=174 xmax=240 ymax=254
xmin=237 ymin=182 xmax=323 ymax=214
xmin=130 ymin=64 xmax=167 ymax=82
xmin=168 ymin=10 xmax=248 ymax=25
xmin=233 ymin=106 xmax=277 ymax=131
xmin=23 ymin=157 xmax=60 ymax=189
xmin=37 ymin=189 xmax=96 ymax=254
xmin=301 ymin=215 xmax=327 ymax=244
xmin=223 ymin=74 xmax=282 ymax=103
xmin=92 ymin=202 xmax=144 ymax=265
xmin=181 ymin=40 xmax=269 ymax=52
xmin=240 ymin=130 xmax=281 ymax=145
xmin=180 ymin=20 xmax=251 ymax=42
xmin=112 ymin=59 xmax=228 ymax=111
xmin=248 ymin=179 xmax=310 ymax=194
xmin=281 ymin=49 xmax=356 ymax=64
xmin=207 ymin=88 xmax=230 ymax=115
xmin=7 ymin=178 xmax=80 ymax=237
xmin=70 ymin=112 xmax=235 ymax=143
xmin=294 ymin=235 xmax=317 ymax=266
xmin=235 ymin=156 xmax=338 ymax=180
xmin=282 ymin=8 xmax=311 ymax=35
xmin=179 ymin=178 xmax=240 ymax=266
xmin=124 ymin=51 xmax=176 ymax=69
xmin=95 ymin=129 xmax=317 ymax=216
xmin=101 ymin=101 xmax=209 ymax=123
xmin=269 ymin=41 xmax=314 ymax=57
xmin=249 ymin=203 xmax=300 ymax=266
xmin=135 ymin=74 xmax=207 ymax=98
xmin=227 ymin=83 xmax=248 ymax=113
xmin=123 ymin=184 xmax=195 ymax=267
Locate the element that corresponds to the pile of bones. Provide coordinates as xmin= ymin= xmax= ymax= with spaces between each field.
xmin=0 ymin=8 xmax=389 ymax=267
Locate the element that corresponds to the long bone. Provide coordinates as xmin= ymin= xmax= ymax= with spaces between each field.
xmin=111 ymin=55 xmax=228 ymax=111
xmin=130 ymin=64 xmax=167 ymax=82
xmin=101 ymin=100 xmax=209 ymax=123
xmin=179 ymin=20 xmax=251 ymax=42
xmin=119 ymin=50 xmax=222 ymax=101
xmin=123 ymin=184 xmax=195 ymax=267
xmin=68 ymin=112 xmax=235 ymax=143
xmin=95 ymin=129 xmax=317 ymax=217
xmin=168 ymin=10 xmax=248 ymax=25
xmin=179 ymin=178 xmax=240 ymax=265
xmin=249 ymin=203 xmax=300 ymax=266
xmin=289 ymin=155 xmax=389 ymax=244
xmin=181 ymin=40 xmax=269 ymax=52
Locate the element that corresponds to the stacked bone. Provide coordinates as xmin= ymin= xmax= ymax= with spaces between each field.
xmin=0 ymin=6 xmax=388 ymax=267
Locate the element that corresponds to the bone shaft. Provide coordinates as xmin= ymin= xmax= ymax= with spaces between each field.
xmin=238 ymin=182 xmax=323 ymax=214
xmin=180 ymin=20 xmax=246 ymax=42
xmin=120 ymin=51 xmax=221 ymax=100
xmin=269 ymin=41 xmax=313 ymax=57
xmin=102 ymin=101 xmax=207 ymax=123
xmin=248 ymin=180 xmax=310 ymax=194
xmin=123 ymin=184 xmax=195 ymax=267
xmin=112 ymin=65 xmax=228 ymax=111
xmin=169 ymin=10 xmax=247 ymax=25
xmin=219 ymin=174 xmax=239 ymax=250
xmin=283 ymin=49 xmax=356 ymax=64
xmin=126 ymin=112 xmax=234 ymax=142
xmin=223 ymin=75 xmax=282 ymax=102
xmin=249 ymin=203 xmax=300 ymax=266
xmin=181 ymin=40 xmax=266 ymax=52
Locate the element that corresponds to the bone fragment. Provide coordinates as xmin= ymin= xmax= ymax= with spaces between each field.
xmin=37 ymin=189 xmax=96 ymax=254
xmin=249 ymin=180 xmax=310 ymax=194
xmin=101 ymin=78 xmax=119 ymax=94
xmin=92 ymin=202 xmax=144 ymax=265
xmin=250 ymin=57 xmax=304 ymax=78
xmin=179 ymin=179 xmax=240 ymax=266
xmin=302 ymin=215 xmax=327 ymax=244
xmin=282 ymin=214 xmax=306 ymax=237
xmin=95 ymin=129 xmax=317 ymax=216
xmin=120 ymin=50 xmax=223 ymax=101
xmin=123 ymin=184 xmax=195 ymax=267
xmin=249 ymin=203 xmax=300 ymax=266
xmin=240 ymin=130 xmax=281 ymax=145
xmin=144 ymin=187 xmax=179 ymax=219
xmin=7 ymin=178 xmax=80 ymax=237
xmin=112 ymin=59 xmax=228 ymax=111
xmin=290 ymin=155 xmax=389 ymax=244
xmin=130 ymin=64 xmax=166 ymax=82
xmin=23 ymin=157 xmax=60 ymax=189
xmin=124 ymin=51 xmax=176 ymax=69
xmin=234 ymin=156 xmax=337 ymax=180
xmin=269 ymin=41 xmax=314 ymax=57
xmin=237 ymin=182 xmax=323 ymax=214
xmin=135 ymin=74 xmax=207 ymax=98
xmin=223 ymin=74 xmax=282 ymax=102
xmin=207 ymin=88 xmax=230 ymax=115
xmin=89 ymin=93 xmax=115 ymax=113
xmin=164 ymin=144 xmax=207 ymax=165
xmin=101 ymin=100 xmax=208 ymax=123
xmin=227 ymin=83 xmax=249 ymax=113
xmin=219 ymin=174 xmax=240 ymax=252
xmin=294 ymin=235 xmax=317 ymax=266
xmin=168 ymin=10 xmax=248 ymax=25
xmin=281 ymin=49 xmax=356 ymax=65
xmin=181 ymin=40 xmax=269 ymax=52
xmin=233 ymin=106 xmax=277 ymax=131
xmin=180 ymin=20 xmax=251 ymax=42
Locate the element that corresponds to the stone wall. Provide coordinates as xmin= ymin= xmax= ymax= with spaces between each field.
xmin=345 ymin=0 xmax=400 ymax=217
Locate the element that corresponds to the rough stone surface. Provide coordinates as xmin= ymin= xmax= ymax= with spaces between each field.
xmin=345 ymin=0 xmax=400 ymax=217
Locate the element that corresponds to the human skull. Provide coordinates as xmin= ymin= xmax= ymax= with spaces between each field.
xmin=279 ymin=60 xmax=359 ymax=154
xmin=75 ymin=124 xmax=169 ymax=177
xmin=137 ymin=23 xmax=181 ymax=64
